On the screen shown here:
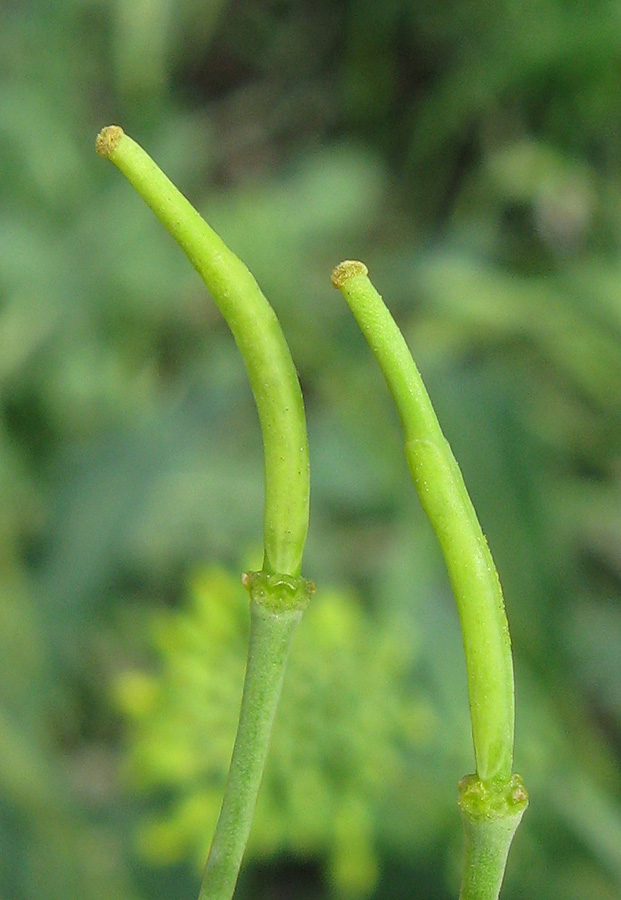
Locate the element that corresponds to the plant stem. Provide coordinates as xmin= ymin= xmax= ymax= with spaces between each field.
xmin=332 ymin=261 xmax=527 ymax=899
xmin=458 ymin=776 xmax=528 ymax=900
xmin=97 ymin=127 xmax=313 ymax=900
xmin=96 ymin=125 xmax=309 ymax=578
xmin=199 ymin=572 xmax=314 ymax=900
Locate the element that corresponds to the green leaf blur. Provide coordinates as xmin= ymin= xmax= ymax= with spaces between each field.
xmin=1 ymin=1 xmax=621 ymax=899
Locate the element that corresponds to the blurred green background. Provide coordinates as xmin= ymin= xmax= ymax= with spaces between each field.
xmin=2 ymin=1 xmax=621 ymax=898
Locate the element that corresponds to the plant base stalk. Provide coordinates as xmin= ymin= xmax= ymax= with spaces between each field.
xmin=198 ymin=572 xmax=314 ymax=900
xmin=458 ymin=775 xmax=528 ymax=900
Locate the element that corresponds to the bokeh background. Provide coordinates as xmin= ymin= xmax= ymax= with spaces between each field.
xmin=2 ymin=1 xmax=621 ymax=898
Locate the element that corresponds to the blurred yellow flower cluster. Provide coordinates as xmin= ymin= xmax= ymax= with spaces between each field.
xmin=115 ymin=566 xmax=440 ymax=896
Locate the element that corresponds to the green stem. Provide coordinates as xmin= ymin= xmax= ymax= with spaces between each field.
xmin=97 ymin=127 xmax=313 ymax=900
xmin=199 ymin=572 xmax=314 ymax=900
xmin=96 ymin=125 xmax=309 ymax=577
xmin=458 ymin=776 xmax=528 ymax=900
xmin=331 ymin=261 xmax=527 ymax=899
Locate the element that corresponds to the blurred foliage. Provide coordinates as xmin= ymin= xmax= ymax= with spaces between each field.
xmin=1 ymin=1 xmax=621 ymax=899
xmin=115 ymin=566 xmax=443 ymax=897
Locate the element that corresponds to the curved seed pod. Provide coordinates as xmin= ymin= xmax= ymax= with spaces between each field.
xmin=96 ymin=126 xmax=309 ymax=579
xmin=332 ymin=260 xmax=527 ymax=900
xmin=97 ymin=127 xmax=312 ymax=900
xmin=331 ymin=259 xmax=514 ymax=784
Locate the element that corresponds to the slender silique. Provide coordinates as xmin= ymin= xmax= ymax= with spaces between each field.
xmin=331 ymin=260 xmax=527 ymax=900
xmin=96 ymin=126 xmax=313 ymax=900
xmin=96 ymin=126 xmax=309 ymax=579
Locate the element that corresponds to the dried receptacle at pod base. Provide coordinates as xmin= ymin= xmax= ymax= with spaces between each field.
xmin=242 ymin=570 xmax=316 ymax=614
